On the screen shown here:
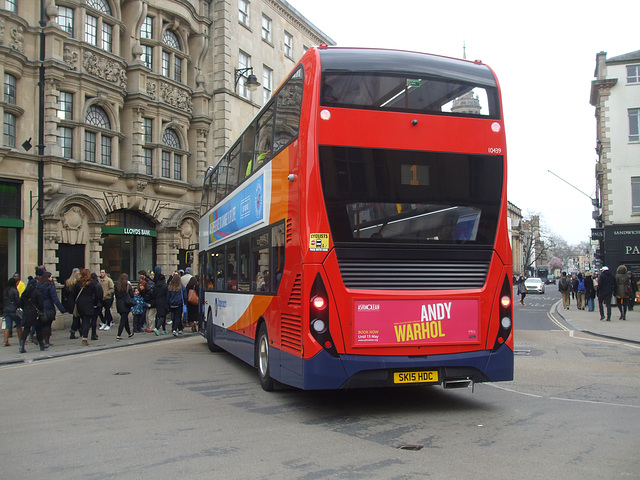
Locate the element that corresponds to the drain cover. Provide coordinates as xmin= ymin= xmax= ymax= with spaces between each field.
xmin=398 ymin=444 xmax=423 ymax=451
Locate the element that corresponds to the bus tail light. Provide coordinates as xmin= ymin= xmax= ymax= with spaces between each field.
xmin=492 ymin=275 xmax=513 ymax=352
xmin=309 ymin=274 xmax=338 ymax=357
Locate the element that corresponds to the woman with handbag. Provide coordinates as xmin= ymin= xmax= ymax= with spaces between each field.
xmin=186 ymin=276 xmax=200 ymax=333
xmin=114 ymin=273 xmax=136 ymax=340
xmin=73 ymin=269 xmax=100 ymax=346
xmin=18 ymin=278 xmax=46 ymax=352
xmin=615 ymin=264 xmax=631 ymax=320
xmin=62 ymin=269 xmax=81 ymax=339
xmin=38 ymin=271 xmax=66 ymax=348
xmin=167 ymin=273 xmax=186 ymax=337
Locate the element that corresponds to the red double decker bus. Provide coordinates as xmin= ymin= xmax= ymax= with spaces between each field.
xmin=199 ymin=46 xmax=513 ymax=390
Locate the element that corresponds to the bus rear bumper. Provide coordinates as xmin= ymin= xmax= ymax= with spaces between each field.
xmin=278 ymin=344 xmax=514 ymax=390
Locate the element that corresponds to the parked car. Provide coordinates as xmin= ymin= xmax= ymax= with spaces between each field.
xmin=524 ymin=277 xmax=545 ymax=294
xmin=546 ymin=274 xmax=556 ymax=285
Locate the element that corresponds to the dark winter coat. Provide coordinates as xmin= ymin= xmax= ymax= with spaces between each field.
xmin=3 ymin=286 xmax=20 ymax=315
xmin=73 ymin=282 xmax=100 ymax=317
xmin=21 ymin=283 xmax=44 ymax=328
xmin=597 ymin=270 xmax=615 ymax=299
xmin=166 ymin=286 xmax=186 ymax=309
xmin=153 ymin=278 xmax=168 ymax=317
xmin=115 ymin=286 xmax=135 ymax=314
xmin=615 ymin=265 xmax=630 ymax=299
xmin=584 ymin=276 xmax=596 ymax=300
xmin=38 ymin=282 xmax=65 ymax=317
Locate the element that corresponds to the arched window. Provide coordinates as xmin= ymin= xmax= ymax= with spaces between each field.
xmin=85 ymin=105 xmax=113 ymax=165
xmin=161 ymin=128 xmax=183 ymax=180
xmin=84 ymin=0 xmax=114 ymax=52
xmin=162 ymin=29 xmax=184 ymax=83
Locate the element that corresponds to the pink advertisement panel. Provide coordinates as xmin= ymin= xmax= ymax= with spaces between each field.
xmin=353 ymin=299 xmax=480 ymax=347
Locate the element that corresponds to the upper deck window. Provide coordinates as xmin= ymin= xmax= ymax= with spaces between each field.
xmin=319 ymin=48 xmax=500 ymax=118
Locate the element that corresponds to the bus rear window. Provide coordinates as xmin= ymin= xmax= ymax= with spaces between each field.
xmin=321 ymin=73 xmax=499 ymax=118
xmin=319 ymin=146 xmax=503 ymax=245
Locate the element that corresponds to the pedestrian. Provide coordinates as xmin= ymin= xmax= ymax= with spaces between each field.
xmin=90 ymin=272 xmax=103 ymax=340
xmin=516 ymin=275 xmax=527 ymax=305
xmin=597 ymin=266 xmax=615 ymax=321
xmin=576 ymin=272 xmax=586 ymax=310
xmin=18 ymin=278 xmax=46 ymax=352
xmin=13 ymin=271 xmax=26 ymax=297
xmin=143 ymin=270 xmax=156 ymax=333
xmin=131 ymin=286 xmax=148 ymax=333
xmin=558 ymin=271 xmax=571 ymax=310
xmin=181 ymin=267 xmax=193 ymax=288
xmin=571 ymin=273 xmax=578 ymax=302
xmin=114 ymin=273 xmax=136 ymax=340
xmin=62 ymin=269 xmax=81 ymax=339
xmin=98 ymin=269 xmax=115 ymax=330
xmin=153 ymin=273 xmax=168 ymax=335
xmin=73 ymin=269 xmax=101 ymax=346
xmin=584 ymin=271 xmax=596 ymax=312
xmin=3 ymin=277 xmax=22 ymax=347
xmin=38 ymin=271 xmax=65 ymax=348
xmin=615 ymin=265 xmax=631 ymax=320
xmin=628 ymin=272 xmax=638 ymax=311
xmin=185 ymin=276 xmax=200 ymax=333
xmin=167 ymin=273 xmax=186 ymax=336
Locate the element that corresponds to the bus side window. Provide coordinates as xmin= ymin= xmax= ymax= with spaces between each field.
xmin=226 ymin=244 xmax=238 ymax=291
xmin=227 ymin=143 xmax=241 ymax=193
xmin=254 ymin=104 xmax=274 ymax=171
xmin=251 ymin=232 xmax=270 ymax=292
xmin=240 ymin=122 xmax=256 ymax=180
xmin=271 ymin=224 xmax=285 ymax=291
xmin=238 ymin=238 xmax=250 ymax=291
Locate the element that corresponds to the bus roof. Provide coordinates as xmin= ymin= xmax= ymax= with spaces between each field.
xmin=317 ymin=47 xmax=498 ymax=88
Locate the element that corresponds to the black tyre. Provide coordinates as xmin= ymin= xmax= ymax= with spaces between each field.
xmin=206 ymin=309 xmax=222 ymax=352
xmin=257 ymin=323 xmax=274 ymax=391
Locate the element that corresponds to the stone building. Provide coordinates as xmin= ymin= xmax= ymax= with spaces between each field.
xmin=590 ymin=49 xmax=640 ymax=275
xmin=0 ymin=0 xmax=332 ymax=297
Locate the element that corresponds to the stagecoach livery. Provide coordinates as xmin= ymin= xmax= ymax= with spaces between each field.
xmin=199 ymin=46 xmax=513 ymax=390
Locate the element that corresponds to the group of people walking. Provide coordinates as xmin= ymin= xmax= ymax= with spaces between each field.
xmin=556 ymin=265 xmax=637 ymax=321
xmin=3 ymin=265 xmax=200 ymax=353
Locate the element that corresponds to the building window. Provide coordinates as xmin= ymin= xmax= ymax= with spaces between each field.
xmin=632 ymin=177 xmax=640 ymax=214
xmin=627 ymin=65 xmax=640 ymax=84
xmin=263 ymin=66 xmax=273 ymax=104
xmin=143 ymin=147 xmax=153 ymax=175
xmin=58 ymin=6 xmax=74 ymax=35
xmin=142 ymin=118 xmax=152 ymax=143
xmin=85 ymin=15 xmax=98 ymax=45
xmin=58 ymin=92 xmax=73 ymax=120
xmin=140 ymin=16 xmax=153 ymax=39
xmin=3 ymin=113 xmax=16 ymax=148
xmin=85 ymin=105 xmax=113 ymax=165
xmin=85 ymin=0 xmax=114 ymax=52
xmin=238 ymin=0 xmax=249 ymax=26
xmin=162 ymin=30 xmax=183 ymax=83
xmin=101 ymin=21 xmax=113 ymax=52
xmin=262 ymin=15 xmax=272 ymax=43
xmin=58 ymin=126 xmax=73 ymax=158
xmin=141 ymin=45 xmax=153 ymax=69
xmin=4 ymin=73 xmax=16 ymax=104
xmin=630 ymin=108 xmax=640 ymax=142
xmin=85 ymin=131 xmax=96 ymax=162
xmin=162 ymin=128 xmax=182 ymax=180
xmin=284 ymin=31 xmax=293 ymax=58
xmin=174 ymin=155 xmax=182 ymax=180
xmin=5 ymin=0 xmax=16 ymax=13
xmin=238 ymin=51 xmax=252 ymax=99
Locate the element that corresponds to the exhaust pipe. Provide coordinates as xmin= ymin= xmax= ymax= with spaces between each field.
xmin=443 ymin=378 xmax=473 ymax=389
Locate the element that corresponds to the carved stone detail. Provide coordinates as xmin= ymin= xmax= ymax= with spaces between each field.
xmin=82 ymin=51 xmax=127 ymax=88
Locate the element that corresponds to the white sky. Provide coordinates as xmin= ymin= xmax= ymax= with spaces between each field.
xmin=286 ymin=0 xmax=638 ymax=245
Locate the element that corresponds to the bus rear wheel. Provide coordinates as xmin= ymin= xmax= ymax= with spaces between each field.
xmin=257 ymin=323 xmax=274 ymax=391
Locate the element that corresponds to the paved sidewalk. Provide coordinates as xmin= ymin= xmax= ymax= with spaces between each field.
xmin=0 ymin=317 xmax=202 ymax=366
xmin=554 ymin=299 xmax=640 ymax=344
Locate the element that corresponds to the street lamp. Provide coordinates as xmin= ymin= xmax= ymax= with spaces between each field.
xmin=234 ymin=67 xmax=260 ymax=93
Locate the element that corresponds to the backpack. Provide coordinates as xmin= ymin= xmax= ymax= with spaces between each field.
xmin=559 ymin=277 xmax=569 ymax=292
xmin=578 ymin=279 xmax=585 ymax=292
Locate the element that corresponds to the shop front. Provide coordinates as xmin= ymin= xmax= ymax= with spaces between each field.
xmin=0 ymin=179 xmax=23 ymax=309
xmin=101 ymin=211 xmax=157 ymax=280
xmin=603 ymin=224 xmax=640 ymax=277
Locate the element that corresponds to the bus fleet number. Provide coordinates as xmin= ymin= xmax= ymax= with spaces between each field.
xmin=488 ymin=147 xmax=502 ymax=154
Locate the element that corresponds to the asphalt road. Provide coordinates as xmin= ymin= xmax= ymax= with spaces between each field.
xmin=2 ymin=308 xmax=639 ymax=480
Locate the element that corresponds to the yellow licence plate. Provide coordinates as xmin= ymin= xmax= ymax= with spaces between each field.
xmin=393 ymin=371 xmax=439 ymax=384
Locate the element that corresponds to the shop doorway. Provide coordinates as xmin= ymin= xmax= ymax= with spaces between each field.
xmin=58 ymin=244 xmax=85 ymax=285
